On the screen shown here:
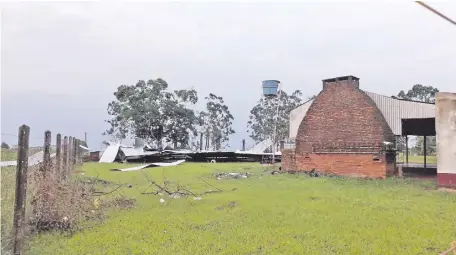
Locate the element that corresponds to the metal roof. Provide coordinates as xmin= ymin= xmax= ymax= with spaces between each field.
xmin=288 ymin=91 xmax=436 ymax=138
xmin=364 ymin=91 xmax=435 ymax=135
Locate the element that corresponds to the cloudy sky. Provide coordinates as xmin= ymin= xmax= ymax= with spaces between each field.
xmin=1 ymin=1 xmax=455 ymax=149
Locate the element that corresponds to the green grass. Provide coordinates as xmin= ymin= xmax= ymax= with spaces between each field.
xmin=1 ymin=149 xmax=18 ymax=161
xmin=396 ymin=154 xmax=437 ymax=164
xmin=1 ymin=167 xmax=16 ymax=252
xmin=4 ymin=163 xmax=455 ymax=254
xmin=1 ymin=147 xmax=47 ymax=162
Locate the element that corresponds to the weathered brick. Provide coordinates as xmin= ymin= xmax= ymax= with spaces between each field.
xmin=283 ymin=76 xmax=396 ymax=178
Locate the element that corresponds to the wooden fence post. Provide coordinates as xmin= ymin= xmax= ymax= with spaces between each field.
xmin=75 ymin=139 xmax=80 ymax=165
xmin=62 ymin=136 xmax=68 ymax=180
xmin=68 ymin=136 xmax=73 ymax=172
xmin=12 ymin=125 xmax=30 ymax=255
xmin=72 ymin=138 xmax=77 ymax=166
xmin=56 ymin=133 xmax=61 ymax=178
xmin=42 ymin=130 xmax=51 ymax=173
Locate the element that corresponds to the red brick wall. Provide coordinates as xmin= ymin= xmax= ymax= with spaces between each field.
xmin=281 ymin=149 xmax=296 ymax=170
xmin=296 ymin=80 xmax=394 ymax=152
xmin=283 ymin=77 xmax=396 ymax=178
xmin=295 ymin=153 xmax=391 ymax=178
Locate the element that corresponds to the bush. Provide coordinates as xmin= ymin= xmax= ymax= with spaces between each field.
xmin=1 ymin=142 xmax=10 ymax=149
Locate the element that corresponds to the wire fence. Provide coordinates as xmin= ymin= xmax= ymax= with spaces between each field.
xmin=1 ymin=125 xmax=87 ymax=255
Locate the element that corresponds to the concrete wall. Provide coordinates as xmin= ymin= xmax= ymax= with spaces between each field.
xmin=436 ymin=92 xmax=456 ymax=187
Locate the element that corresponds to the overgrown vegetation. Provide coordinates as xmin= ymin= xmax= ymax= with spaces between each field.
xmin=1 ymin=162 xmax=135 ymax=254
xmin=22 ymin=163 xmax=456 ymax=255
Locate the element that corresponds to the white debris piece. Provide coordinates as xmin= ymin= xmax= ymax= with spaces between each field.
xmin=215 ymin=172 xmax=250 ymax=179
xmin=193 ymin=197 xmax=202 ymax=200
xmin=99 ymin=143 xmax=120 ymax=163
xmin=170 ymin=193 xmax=181 ymax=199
xmin=159 ymin=198 xmax=165 ymax=203
xmin=111 ymin=160 xmax=185 ymax=172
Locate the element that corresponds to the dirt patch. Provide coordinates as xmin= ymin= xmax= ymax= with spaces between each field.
xmin=438 ymin=187 xmax=456 ymax=193
xmin=215 ymin=201 xmax=238 ymax=211
xmin=214 ymin=172 xmax=250 ymax=180
xmin=103 ymin=197 xmax=136 ymax=209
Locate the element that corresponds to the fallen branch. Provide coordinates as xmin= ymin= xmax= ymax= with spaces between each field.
xmin=92 ymin=184 xmax=124 ymax=196
xmin=140 ymin=170 xmax=236 ymax=198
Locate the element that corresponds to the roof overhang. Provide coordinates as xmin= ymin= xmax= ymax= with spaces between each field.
xmin=401 ymin=118 xmax=436 ymax=136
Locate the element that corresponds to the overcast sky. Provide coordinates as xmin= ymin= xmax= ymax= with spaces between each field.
xmin=1 ymin=2 xmax=455 ymax=149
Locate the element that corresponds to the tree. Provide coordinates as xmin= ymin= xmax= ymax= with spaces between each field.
xmin=247 ymin=90 xmax=303 ymax=144
xmin=397 ymin=84 xmax=439 ymax=103
xmin=105 ymin=78 xmax=198 ymax=149
xmin=1 ymin=142 xmax=10 ymax=149
xmin=414 ymin=136 xmax=436 ymax=156
xmin=199 ymin=93 xmax=235 ymax=150
xmin=397 ymin=84 xmax=439 ymax=156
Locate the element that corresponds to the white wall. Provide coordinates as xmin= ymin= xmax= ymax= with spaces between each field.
xmin=436 ymin=92 xmax=456 ymax=175
xmin=288 ymin=100 xmax=314 ymax=139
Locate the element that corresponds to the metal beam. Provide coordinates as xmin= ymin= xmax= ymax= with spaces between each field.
xmin=424 ymin=135 xmax=427 ymax=171
xmin=405 ymin=135 xmax=409 ymax=164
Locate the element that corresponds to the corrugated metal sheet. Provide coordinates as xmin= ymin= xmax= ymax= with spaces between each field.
xmin=289 ymin=99 xmax=314 ymax=139
xmin=364 ymin=91 xmax=435 ymax=135
xmin=287 ymin=91 xmax=435 ymax=138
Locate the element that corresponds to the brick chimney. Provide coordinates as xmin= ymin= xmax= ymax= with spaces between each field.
xmin=322 ymin=75 xmax=360 ymax=89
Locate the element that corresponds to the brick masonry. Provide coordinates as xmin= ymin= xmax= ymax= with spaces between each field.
xmin=283 ymin=76 xmax=396 ymax=178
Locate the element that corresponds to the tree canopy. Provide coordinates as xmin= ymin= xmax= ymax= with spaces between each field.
xmin=397 ymin=84 xmax=439 ymax=103
xmin=199 ymin=93 xmax=235 ymax=150
xmin=247 ymin=90 xmax=303 ymax=144
xmin=105 ymin=78 xmax=199 ymax=149
xmin=105 ymin=79 xmax=235 ymax=150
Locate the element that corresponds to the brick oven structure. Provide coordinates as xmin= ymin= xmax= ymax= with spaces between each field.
xmin=283 ymin=75 xmax=399 ymax=178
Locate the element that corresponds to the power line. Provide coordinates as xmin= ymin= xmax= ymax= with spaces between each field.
xmin=1 ymin=133 xmax=44 ymax=140
xmin=416 ymin=1 xmax=456 ymax=26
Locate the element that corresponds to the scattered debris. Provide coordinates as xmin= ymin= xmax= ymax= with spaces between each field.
xmin=80 ymin=176 xmax=113 ymax=186
xmin=103 ymin=197 xmax=136 ymax=209
xmin=270 ymin=170 xmax=281 ymax=175
xmin=214 ymin=172 xmax=250 ymax=180
xmin=99 ymin=143 xmax=120 ymax=163
xmin=215 ymin=201 xmax=238 ymax=210
xmin=141 ymin=171 xmax=236 ymax=201
xmin=111 ymin=160 xmax=185 ymax=171
xmin=169 ymin=193 xmax=181 ymax=199
xmin=211 ymin=159 xmax=216 ymax=163
xmin=287 ymin=169 xmax=338 ymax=178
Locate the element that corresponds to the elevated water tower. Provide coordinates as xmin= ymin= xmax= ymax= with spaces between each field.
xmin=261 ymin=79 xmax=282 ymax=164
xmin=262 ymin=80 xmax=280 ymax=97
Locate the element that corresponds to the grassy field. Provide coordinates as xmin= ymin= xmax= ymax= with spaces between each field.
xmin=1 ymin=149 xmax=18 ymax=161
xmin=1 ymin=166 xmax=17 ymax=252
xmin=11 ymin=162 xmax=453 ymax=255
xmin=1 ymin=162 xmax=453 ymax=254
xmin=1 ymin=147 xmax=47 ymax=161
xmin=396 ymin=154 xmax=437 ymax=164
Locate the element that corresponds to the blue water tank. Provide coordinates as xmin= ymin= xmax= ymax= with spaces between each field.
xmin=262 ymin=80 xmax=280 ymax=96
